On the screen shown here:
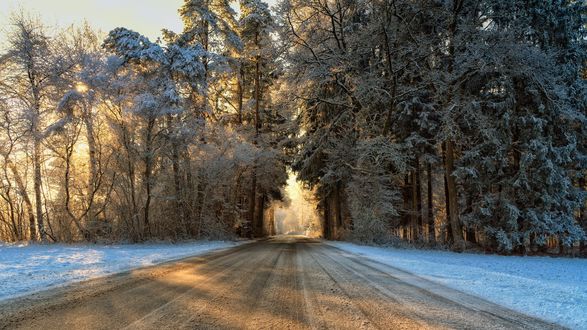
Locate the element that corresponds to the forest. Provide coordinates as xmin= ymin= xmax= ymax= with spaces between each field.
xmin=0 ymin=0 xmax=585 ymax=255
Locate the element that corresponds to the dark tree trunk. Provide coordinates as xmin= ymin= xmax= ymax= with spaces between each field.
xmin=323 ymin=200 xmax=331 ymax=239
xmin=248 ymin=172 xmax=257 ymax=238
xmin=167 ymin=115 xmax=186 ymax=235
xmin=237 ymin=65 xmax=244 ymax=124
xmin=427 ymin=162 xmax=435 ymax=243
xmin=416 ymin=157 xmax=423 ymax=238
xmin=442 ymin=143 xmax=451 ymax=244
xmin=256 ymin=194 xmax=265 ymax=236
xmin=143 ymin=117 xmax=156 ymax=238
xmin=8 ymin=162 xmax=36 ymax=241
xmin=444 ymin=141 xmax=463 ymax=248
xmin=411 ymin=169 xmax=418 ymax=242
xmin=33 ymin=136 xmax=45 ymax=241
xmin=403 ymin=174 xmax=411 ymax=240
xmin=442 ymin=0 xmax=465 ymax=250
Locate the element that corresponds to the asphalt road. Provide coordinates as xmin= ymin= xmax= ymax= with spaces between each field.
xmin=0 ymin=237 xmax=562 ymax=329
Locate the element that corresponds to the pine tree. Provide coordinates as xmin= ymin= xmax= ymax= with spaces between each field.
xmin=239 ymin=0 xmax=277 ymax=236
xmin=452 ymin=0 xmax=587 ymax=253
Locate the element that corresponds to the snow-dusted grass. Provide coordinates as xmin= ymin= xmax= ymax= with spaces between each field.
xmin=0 ymin=240 xmax=242 ymax=301
xmin=327 ymin=241 xmax=587 ymax=329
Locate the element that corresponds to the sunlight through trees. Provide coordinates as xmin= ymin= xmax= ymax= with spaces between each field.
xmin=0 ymin=0 xmax=585 ymax=255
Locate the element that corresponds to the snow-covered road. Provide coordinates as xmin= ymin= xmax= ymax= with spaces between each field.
xmin=0 ymin=237 xmax=558 ymax=330
xmin=0 ymin=240 xmax=241 ymax=301
xmin=328 ymin=241 xmax=587 ymax=329
xmin=0 ymin=238 xmax=583 ymax=329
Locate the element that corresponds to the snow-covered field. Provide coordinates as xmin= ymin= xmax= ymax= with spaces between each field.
xmin=327 ymin=241 xmax=587 ymax=329
xmin=0 ymin=240 xmax=241 ymax=301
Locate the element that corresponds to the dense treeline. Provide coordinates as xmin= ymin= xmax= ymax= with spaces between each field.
xmin=0 ymin=0 xmax=287 ymax=242
xmin=278 ymin=0 xmax=587 ymax=253
xmin=1 ymin=0 xmax=586 ymax=255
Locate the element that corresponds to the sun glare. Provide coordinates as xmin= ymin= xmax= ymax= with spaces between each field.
xmin=75 ymin=82 xmax=89 ymax=93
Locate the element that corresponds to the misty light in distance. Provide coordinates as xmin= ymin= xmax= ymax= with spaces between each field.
xmin=273 ymin=171 xmax=321 ymax=237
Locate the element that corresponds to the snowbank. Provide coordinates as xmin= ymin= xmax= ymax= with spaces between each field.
xmin=327 ymin=241 xmax=587 ymax=329
xmin=0 ymin=240 xmax=241 ymax=301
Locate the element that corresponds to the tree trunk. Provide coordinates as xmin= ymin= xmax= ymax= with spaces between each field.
xmin=332 ymin=190 xmax=339 ymax=239
xmin=442 ymin=143 xmax=451 ymax=244
xmin=8 ymin=161 xmax=36 ymax=240
xmin=580 ymin=177 xmax=586 ymax=253
xmin=172 ymin=148 xmax=185 ymax=234
xmin=427 ymin=162 xmax=435 ymax=243
xmin=256 ymin=194 xmax=265 ymax=236
xmin=411 ymin=169 xmax=418 ymax=242
xmin=248 ymin=172 xmax=257 ymax=237
xmin=254 ymin=31 xmax=261 ymax=135
xmin=120 ymin=121 xmax=139 ymax=240
xmin=336 ymin=183 xmax=343 ymax=228
xmin=445 ymin=140 xmax=464 ymax=249
xmin=33 ymin=135 xmax=45 ymax=241
xmin=323 ymin=199 xmax=331 ymax=239
xmin=381 ymin=23 xmax=397 ymax=136
xmin=248 ymin=30 xmax=262 ymax=238
xmin=2 ymin=158 xmax=20 ymax=240
xmin=127 ymin=152 xmax=139 ymax=239
xmin=64 ymin=142 xmax=88 ymax=240
xmin=416 ymin=158 xmax=423 ymax=238
xmin=403 ymin=174 xmax=411 ymax=241
xmin=465 ymin=194 xmax=476 ymax=244
xmin=83 ymin=109 xmax=98 ymax=230
xmin=143 ymin=118 xmax=155 ymax=237
xmin=194 ymin=173 xmax=207 ymax=238
xmin=144 ymin=176 xmax=152 ymax=238
xmin=167 ymin=116 xmax=186 ymax=235
xmin=183 ymin=154 xmax=194 ymax=228
xmin=237 ymin=65 xmax=244 ymax=124
xmin=441 ymin=0 xmax=465 ymax=250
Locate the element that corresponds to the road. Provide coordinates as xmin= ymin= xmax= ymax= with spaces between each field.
xmin=0 ymin=237 xmax=561 ymax=330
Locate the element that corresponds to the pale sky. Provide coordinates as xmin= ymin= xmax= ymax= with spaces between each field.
xmin=1 ymin=0 xmax=185 ymax=42
xmin=0 ymin=0 xmax=277 ymax=47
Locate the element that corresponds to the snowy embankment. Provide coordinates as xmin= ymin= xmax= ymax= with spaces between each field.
xmin=0 ymin=240 xmax=241 ymax=301
xmin=327 ymin=241 xmax=587 ymax=329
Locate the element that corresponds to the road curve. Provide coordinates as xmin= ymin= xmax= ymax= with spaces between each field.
xmin=0 ymin=237 xmax=562 ymax=330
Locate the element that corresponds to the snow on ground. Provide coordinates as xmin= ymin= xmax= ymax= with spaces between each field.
xmin=0 ymin=240 xmax=242 ymax=301
xmin=327 ymin=241 xmax=587 ymax=329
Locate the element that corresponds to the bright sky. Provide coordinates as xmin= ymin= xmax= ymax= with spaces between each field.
xmin=0 ymin=0 xmax=185 ymax=42
xmin=0 ymin=0 xmax=277 ymax=47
